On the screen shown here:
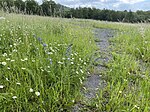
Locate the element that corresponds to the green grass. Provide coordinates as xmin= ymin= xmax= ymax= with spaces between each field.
xmin=89 ymin=22 xmax=150 ymax=111
xmin=0 ymin=12 xmax=150 ymax=111
xmin=0 ymin=13 xmax=96 ymax=111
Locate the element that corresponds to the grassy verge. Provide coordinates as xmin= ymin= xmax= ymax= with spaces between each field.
xmin=90 ymin=22 xmax=150 ymax=111
xmin=0 ymin=12 xmax=149 ymax=111
xmin=0 ymin=13 xmax=97 ymax=111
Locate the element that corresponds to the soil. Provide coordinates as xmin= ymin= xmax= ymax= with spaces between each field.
xmin=72 ymin=28 xmax=115 ymax=112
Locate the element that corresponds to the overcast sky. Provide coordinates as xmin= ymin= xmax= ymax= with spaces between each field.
xmin=35 ymin=0 xmax=150 ymax=11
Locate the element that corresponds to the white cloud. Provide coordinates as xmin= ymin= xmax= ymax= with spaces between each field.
xmin=119 ymin=0 xmax=145 ymax=4
xmin=113 ymin=3 xmax=121 ymax=8
xmin=34 ymin=0 xmax=149 ymax=11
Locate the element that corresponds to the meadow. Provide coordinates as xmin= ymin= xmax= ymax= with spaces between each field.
xmin=0 ymin=12 xmax=150 ymax=112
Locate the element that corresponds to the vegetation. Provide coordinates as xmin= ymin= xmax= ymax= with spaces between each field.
xmin=91 ymin=23 xmax=150 ymax=112
xmin=0 ymin=12 xmax=96 ymax=111
xmin=0 ymin=2 xmax=150 ymax=111
xmin=0 ymin=0 xmax=150 ymax=23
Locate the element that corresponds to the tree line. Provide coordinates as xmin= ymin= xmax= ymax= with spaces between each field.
xmin=0 ymin=0 xmax=150 ymax=23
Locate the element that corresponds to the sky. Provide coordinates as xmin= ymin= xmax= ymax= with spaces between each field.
xmin=35 ymin=0 xmax=150 ymax=11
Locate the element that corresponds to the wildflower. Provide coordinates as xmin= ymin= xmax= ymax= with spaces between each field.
xmin=134 ymin=105 xmax=140 ymax=109
xmin=35 ymin=91 xmax=40 ymax=96
xmin=43 ymin=43 xmax=47 ymax=47
xmin=96 ymin=104 xmax=99 ymax=108
xmin=24 ymin=58 xmax=28 ymax=61
xmin=119 ymin=91 xmax=122 ymax=94
xmin=58 ymin=61 xmax=63 ymax=64
xmin=16 ymin=83 xmax=21 ymax=85
xmin=13 ymin=43 xmax=17 ymax=46
xmin=41 ymin=69 xmax=44 ymax=72
xmin=12 ymin=96 xmax=17 ymax=99
xmin=32 ymin=60 xmax=35 ymax=62
xmin=47 ymin=52 xmax=53 ymax=55
xmin=0 ymin=85 xmax=4 ymax=89
xmin=6 ymin=78 xmax=9 ymax=81
xmin=71 ymin=62 xmax=74 ymax=64
xmin=2 ymin=53 xmax=7 ymax=57
xmin=1 ymin=62 xmax=7 ymax=66
xmin=124 ymin=79 xmax=127 ymax=82
xmin=7 ymin=67 xmax=10 ymax=69
xmin=49 ymin=59 xmax=52 ymax=64
xmin=76 ymin=71 xmax=79 ymax=74
xmin=6 ymin=58 xmax=10 ymax=61
xmin=29 ymin=88 xmax=34 ymax=92
xmin=10 ymin=60 xmax=15 ymax=62
xmin=21 ymin=59 xmax=25 ymax=61
xmin=37 ymin=37 xmax=42 ymax=42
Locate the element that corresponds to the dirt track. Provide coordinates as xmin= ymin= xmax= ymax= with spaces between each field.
xmin=72 ymin=28 xmax=115 ymax=112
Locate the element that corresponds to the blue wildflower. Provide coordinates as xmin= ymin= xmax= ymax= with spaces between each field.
xmin=37 ymin=37 xmax=42 ymax=41
xmin=43 ymin=43 xmax=47 ymax=47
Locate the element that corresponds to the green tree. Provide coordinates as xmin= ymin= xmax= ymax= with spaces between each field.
xmin=25 ymin=0 xmax=39 ymax=15
xmin=14 ymin=0 xmax=25 ymax=13
xmin=125 ymin=10 xmax=134 ymax=22
xmin=41 ymin=0 xmax=56 ymax=16
xmin=0 ymin=0 xmax=14 ymax=12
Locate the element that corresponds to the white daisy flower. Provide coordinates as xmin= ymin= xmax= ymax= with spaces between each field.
xmin=6 ymin=78 xmax=9 ymax=81
xmin=12 ymin=96 xmax=17 ymax=99
xmin=35 ymin=91 xmax=40 ymax=96
xmin=29 ymin=88 xmax=34 ymax=92
xmin=1 ymin=62 xmax=7 ymax=66
xmin=16 ymin=83 xmax=21 ymax=85
xmin=0 ymin=85 xmax=4 ymax=89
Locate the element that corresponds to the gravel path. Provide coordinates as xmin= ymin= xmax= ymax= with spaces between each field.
xmin=83 ymin=28 xmax=114 ymax=99
xmin=72 ymin=28 xmax=115 ymax=112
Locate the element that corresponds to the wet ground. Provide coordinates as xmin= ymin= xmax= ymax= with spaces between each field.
xmin=72 ymin=28 xmax=115 ymax=112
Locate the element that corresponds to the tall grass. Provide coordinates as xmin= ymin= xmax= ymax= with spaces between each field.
xmin=0 ymin=12 xmax=149 ymax=112
xmin=0 ymin=13 xmax=96 ymax=111
xmin=91 ymin=22 xmax=150 ymax=111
